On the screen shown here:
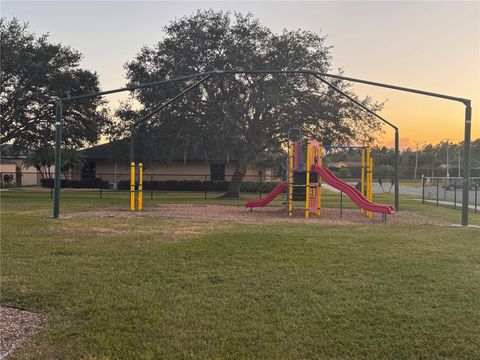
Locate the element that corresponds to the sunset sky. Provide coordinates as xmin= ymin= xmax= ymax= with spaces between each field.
xmin=3 ymin=1 xmax=479 ymax=148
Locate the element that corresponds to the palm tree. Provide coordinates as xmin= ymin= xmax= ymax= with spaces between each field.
xmin=22 ymin=145 xmax=55 ymax=180
xmin=23 ymin=145 xmax=82 ymax=180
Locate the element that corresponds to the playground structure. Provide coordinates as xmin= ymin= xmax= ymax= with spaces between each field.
xmin=245 ymin=131 xmax=395 ymax=221
xmin=52 ymin=69 xmax=473 ymax=226
xmin=130 ymin=162 xmax=143 ymax=211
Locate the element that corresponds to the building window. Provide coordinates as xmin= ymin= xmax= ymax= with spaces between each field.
xmin=210 ymin=163 xmax=225 ymax=181
xmin=81 ymin=161 xmax=96 ymax=180
xmin=265 ymin=168 xmax=272 ymax=182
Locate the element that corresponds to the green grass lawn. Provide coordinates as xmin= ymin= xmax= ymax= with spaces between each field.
xmin=1 ymin=191 xmax=480 ymax=359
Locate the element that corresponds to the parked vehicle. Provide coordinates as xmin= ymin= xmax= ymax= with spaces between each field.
xmin=442 ymin=177 xmax=479 ymax=191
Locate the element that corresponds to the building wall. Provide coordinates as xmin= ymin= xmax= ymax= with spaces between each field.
xmin=20 ymin=165 xmax=42 ymax=186
xmin=0 ymin=163 xmax=16 ymax=187
xmin=72 ymin=160 xmax=270 ymax=185
xmin=0 ymin=161 xmax=42 ymax=187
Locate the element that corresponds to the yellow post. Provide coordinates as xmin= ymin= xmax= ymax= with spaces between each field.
xmin=366 ymin=148 xmax=371 ymax=217
xmin=361 ymin=148 xmax=365 ymax=215
xmin=317 ymin=145 xmax=323 ymax=216
xmin=305 ymin=143 xmax=311 ymax=218
xmin=368 ymin=155 xmax=373 ymax=218
xmin=138 ymin=163 xmax=143 ymax=211
xmin=130 ymin=162 xmax=135 ymax=211
xmin=361 ymin=148 xmax=365 ymax=196
xmin=288 ymin=144 xmax=294 ymax=217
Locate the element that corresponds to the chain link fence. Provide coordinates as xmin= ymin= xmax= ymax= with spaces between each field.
xmin=0 ymin=171 xmax=285 ymax=199
xmin=4 ymin=171 xmax=477 ymax=215
xmin=0 ymin=170 xmax=371 ymax=210
xmin=422 ymin=176 xmax=479 ymax=212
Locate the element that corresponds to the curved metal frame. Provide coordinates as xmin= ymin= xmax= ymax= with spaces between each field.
xmin=53 ymin=69 xmax=472 ymax=226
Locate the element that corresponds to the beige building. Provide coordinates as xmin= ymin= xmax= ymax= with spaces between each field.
xmin=1 ymin=145 xmax=43 ymax=187
xmin=73 ymin=143 xmax=274 ymax=188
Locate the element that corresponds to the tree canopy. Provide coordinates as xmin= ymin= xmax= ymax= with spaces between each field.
xmin=0 ymin=18 xmax=110 ymax=150
xmin=110 ymin=10 xmax=384 ymax=192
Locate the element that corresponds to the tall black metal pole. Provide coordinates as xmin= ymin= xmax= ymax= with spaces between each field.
xmin=394 ymin=129 xmax=400 ymax=210
xmin=53 ymin=101 xmax=62 ymax=218
xmin=130 ymin=128 xmax=136 ymax=165
xmin=461 ymin=103 xmax=472 ymax=226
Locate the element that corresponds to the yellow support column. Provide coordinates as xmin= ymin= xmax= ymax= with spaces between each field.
xmin=368 ymin=155 xmax=373 ymax=218
xmin=130 ymin=162 xmax=135 ymax=211
xmin=366 ymin=148 xmax=371 ymax=217
xmin=138 ymin=163 xmax=143 ymax=211
xmin=361 ymin=148 xmax=365 ymax=196
xmin=317 ymin=146 xmax=323 ymax=216
xmin=288 ymin=144 xmax=294 ymax=217
xmin=305 ymin=143 xmax=311 ymax=218
xmin=361 ymin=148 xmax=365 ymax=215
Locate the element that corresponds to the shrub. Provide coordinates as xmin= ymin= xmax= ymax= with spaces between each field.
xmin=2 ymin=173 xmax=14 ymax=188
xmin=41 ymin=178 xmax=109 ymax=189
xmin=337 ymin=167 xmax=352 ymax=178
xmin=241 ymin=181 xmax=277 ymax=193
xmin=117 ymin=180 xmax=279 ymax=193
xmin=374 ymin=165 xmax=394 ymax=178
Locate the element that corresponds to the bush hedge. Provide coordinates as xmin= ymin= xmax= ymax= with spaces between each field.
xmin=241 ymin=181 xmax=277 ymax=193
xmin=117 ymin=180 xmax=278 ymax=193
xmin=41 ymin=178 xmax=110 ymax=189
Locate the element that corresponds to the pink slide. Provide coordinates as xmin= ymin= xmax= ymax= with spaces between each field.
xmin=245 ymin=182 xmax=287 ymax=209
xmin=311 ymin=165 xmax=395 ymax=215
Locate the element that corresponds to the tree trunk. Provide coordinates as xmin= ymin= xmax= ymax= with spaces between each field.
xmin=36 ymin=165 xmax=46 ymax=181
xmin=223 ymin=163 xmax=246 ymax=198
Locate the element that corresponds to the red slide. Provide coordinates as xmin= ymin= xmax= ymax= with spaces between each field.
xmin=311 ymin=165 xmax=395 ymax=215
xmin=245 ymin=182 xmax=287 ymax=209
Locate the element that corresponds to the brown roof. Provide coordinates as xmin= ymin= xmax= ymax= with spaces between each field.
xmin=343 ymin=162 xmax=362 ymax=167
xmin=81 ymin=141 xmax=235 ymax=162
xmin=329 ymin=161 xmax=362 ymax=168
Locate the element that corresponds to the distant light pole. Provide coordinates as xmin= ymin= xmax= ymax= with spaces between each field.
xmin=415 ymin=143 xmax=419 ymax=180
xmin=414 ymin=140 xmax=425 ymax=180
xmin=458 ymin=148 xmax=461 ymax=177
xmin=446 ymin=139 xmax=450 ymax=178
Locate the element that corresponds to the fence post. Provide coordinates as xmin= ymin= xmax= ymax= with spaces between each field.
xmin=340 ymin=191 xmax=343 ymax=217
xmin=50 ymin=186 xmax=53 ymax=199
xmin=475 ymin=182 xmax=478 ymax=213
xmin=151 ymin=174 xmax=153 ymax=200
xmin=259 ymin=171 xmax=262 ymax=199
xmin=99 ymin=175 xmax=102 ymax=199
xmin=422 ymin=175 xmax=425 ymax=204
xmin=436 ymin=178 xmax=439 ymax=206
xmin=454 ymin=179 xmax=456 ymax=210
xmin=204 ymin=175 xmax=207 ymax=200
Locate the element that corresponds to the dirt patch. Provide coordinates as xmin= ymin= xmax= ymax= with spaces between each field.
xmin=70 ymin=204 xmax=451 ymax=226
xmin=56 ymin=217 xmax=228 ymax=243
xmin=0 ymin=306 xmax=44 ymax=359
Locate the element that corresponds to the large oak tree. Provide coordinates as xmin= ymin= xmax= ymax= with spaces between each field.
xmin=0 ymin=18 xmax=110 ymax=151
xmin=113 ymin=10 xmax=383 ymax=196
